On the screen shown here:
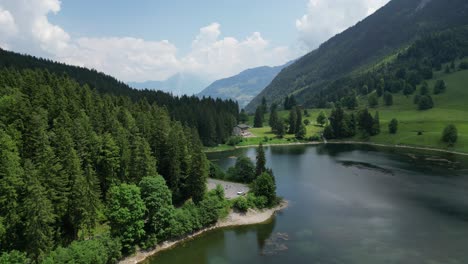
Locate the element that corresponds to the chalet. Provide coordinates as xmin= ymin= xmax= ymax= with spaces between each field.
xmin=233 ymin=124 xmax=251 ymax=137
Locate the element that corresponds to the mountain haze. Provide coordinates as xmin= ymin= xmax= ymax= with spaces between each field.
xmin=198 ymin=61 xmax=293 ymax=108
xmin=246 ymin=0 xmax=468 ymax=111
xmin=128 ymin=73 xmax=209 ymax=96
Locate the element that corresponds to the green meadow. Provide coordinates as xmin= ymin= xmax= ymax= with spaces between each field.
xmin=207 ymin=67 xmax=468 ymax=153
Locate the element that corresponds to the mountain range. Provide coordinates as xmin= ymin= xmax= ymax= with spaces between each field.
xmin=198 ymin=61 xmax=293 ymax=108
xmin=128 ymin=73 xmax=209 ymax=96
xmin=246 ymin=0 xmax=468 ymax=112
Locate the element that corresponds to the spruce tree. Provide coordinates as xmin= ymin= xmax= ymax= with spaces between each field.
xmin=255 ymin=143 xmax=266 ymax=176
xmin=372 ymin=111 xmax=381 ymax=135
xmin=269 ymin=103 xmax=279 ymax=131
xmin=253 ymin=106 xmax=264 ymax=128
xmin=288 ymin=108 xmax=297 ymax=134
xmin=22 ymin=161 xmax=55 ymax=262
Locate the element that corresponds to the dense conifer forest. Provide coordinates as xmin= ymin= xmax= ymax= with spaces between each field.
xmin=0 ymin=55 xmax=243 ymax=263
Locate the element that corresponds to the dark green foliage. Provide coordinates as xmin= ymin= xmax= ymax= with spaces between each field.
xmin=389 ymin=118 xmax=398 ymax=134
xmin=459 ymin=61 xmax=468 ymax=70
xmin=232 ymin=197 xmax=249 ymax=212
xmin=403 ymin=83 xmax=416 ymax=96
xmin=288 ymin=107 xmax=298 ymax=134
xmin=255 ymin=143 xmax=266 ymax=176
xmin=22 ymin=161 xmax=55 ymax=262
xmin=269 ymin=103 xmax=279 ymax=132
xmin=226 ymin=136 xmax=243 ymax=146
xmin=227 ymin=156 xmax=255 ymax=183
xmin=342 ymin=93 xmax=358 ymax=109
xmin=253 ymin=106 xmax=264 ymax=128
xmin=418 ymin=95 xmax=434 ymax=110
xmin=283 ymin=95 xmax=297 ymax=110
xmin=433 ymin=80 xmax=447 ymax=94
xmin=42 ymin=236 xmax=121 ymax=264
xmin=139 ymin=176 xmax=174 ymax=243
xmin=383 ymin=92 xmax=393 ymax=106
xmin=442 ymin=124 xmax=458 ymax=146
xmin=0 ymin=49 xmax=226 ymax=260
xmin=420 ymin=82 xmax=430 ymax=95
xmin=106 ymin=184 xmax=146 ymax=254
xmin=198 ymin=187 xmax=229 ymax=226
xmin=328 ymin=105 xmax=356 ymax=139
xmin=316 ymin=111 xmax=327 ymax=127
xmin=261 ymin=97 xmax=267 ymax=114
xmin=368 ymin=93 xmax=378 ymax=108
xmin=0 ymin=250 xmax=30 ymax=264
xmin=372 ymin=112 xmax=381 ymax=136
xmin=275 ymin=119 xmax=286 ymax=138
xmin=357 ymin=108 xmax=375 ymax=136
xmin=323 ymin=125 xmax=334 ymax=139
xmin=251 ymin=172 xmax=277 ymax=206
xmin=208 ymin=162 xmax=226 ymax=180
xmin=304 ymin=119 xmax=310 ymax=126
xmin=0 ymin=130 xmax=23 ymax=251
xmin=238 ymin=109 xmax=248 ymax=123
xmin=295 ymin=124 xmax=307 ymax=140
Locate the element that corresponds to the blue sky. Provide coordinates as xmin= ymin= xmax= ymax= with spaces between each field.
xmin=0 ymin=0 xmax=389 ymax=84
xmin=49 ymin=0 xmax=308 ymax=54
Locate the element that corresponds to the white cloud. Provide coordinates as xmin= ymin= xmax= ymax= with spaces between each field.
xmin=296 ymin=0 xmax=390 ymax=50
xmin=183 ymin=23 xmax=293 ymax=80
xmin=0 ymin=1 xmax=297 ymax=84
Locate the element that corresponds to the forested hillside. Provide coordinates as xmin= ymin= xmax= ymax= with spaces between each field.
xmin=0 ymin=66 xmax=220 ymax=260
xmin=246 ymin=0 xmax=468 ymax=111
xmin=0 ymin=48 xmax=239 ymax=147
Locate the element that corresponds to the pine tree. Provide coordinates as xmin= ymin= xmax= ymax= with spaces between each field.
xmin=129 ymin=135 xmax=157 ymax=183
xmin=0 ymin=130 xmax=24 ymax=250
xmin=22 ymin=161 xmax=55 ymax=262
xmin=317 ymin=111 xmax=327 ymax=127
xmin=253 ymin=106 xmax=264 ymax=128
xmin=97 ymin=133 xmax=121 ymax=195
xmin=269 ymin=104 xmax=279 ymax=132
xmin=372 ymin=111 xmax=381 ymax=136
xmin=188 ymin=133 xmax=208 ymax=204
xmin=295 ymin=106 xmax=302 ymax=134
xmin=288 ymin=108 xmax=297 ymax=134
xmin=255 ymin=143 xmax=266 ymax=176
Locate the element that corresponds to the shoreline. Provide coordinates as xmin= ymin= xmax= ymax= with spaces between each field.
xmin=119 ymin=201 xmax=288 ymax=264
xmin=205 ymin=140 xmax=468 ymax=157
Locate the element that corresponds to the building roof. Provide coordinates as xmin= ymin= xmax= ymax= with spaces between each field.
xmin=236 ymin=124 xmax=250 ymax=129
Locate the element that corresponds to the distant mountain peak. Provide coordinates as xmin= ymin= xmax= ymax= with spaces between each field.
xmin=197 ymin=60 xmax=295 ymax=108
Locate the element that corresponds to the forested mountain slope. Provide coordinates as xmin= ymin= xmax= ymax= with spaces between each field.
xmin=246 ymin=0 xmax=468 ymax=111
xmin=0 ymin=48 xmax=239 ymax=146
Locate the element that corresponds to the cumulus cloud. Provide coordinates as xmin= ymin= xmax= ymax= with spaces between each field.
xmin=183 ymin=23 xmax=292 ymax=80
xmin=0 ymin=1 xmax=296 ymax=83
xmin=296 ymin=0 xmax=390 ymax=50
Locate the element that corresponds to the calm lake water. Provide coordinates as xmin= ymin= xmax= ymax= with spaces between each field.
xmin=145 ymin=144 xmax=468 ymax=264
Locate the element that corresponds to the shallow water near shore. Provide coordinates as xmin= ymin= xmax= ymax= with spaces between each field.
xmin=145 ymin=144 xmax=468 ymax=264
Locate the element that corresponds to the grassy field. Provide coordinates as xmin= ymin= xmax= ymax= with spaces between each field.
xmin=206 ymin=67 xmax=468 ymax=153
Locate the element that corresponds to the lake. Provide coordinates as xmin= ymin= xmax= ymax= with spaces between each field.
xmin=145 ymin=144 xmax=468 ymax=264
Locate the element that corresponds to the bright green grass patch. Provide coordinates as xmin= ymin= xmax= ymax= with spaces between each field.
xmin=210 ymin=68 xmax=468 ymax=153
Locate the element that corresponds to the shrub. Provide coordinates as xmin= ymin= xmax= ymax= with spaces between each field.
xmin=43 ymin=236 xmax=121 ymax=264
xmin=226 ymin=136 xmax=243 ymax=146
xmin=232 ymin=197 xmax=249 ymax=212
xmin=433 ymin=80 xmax=446 ymax=94
xmin=459 ymin=61 xmax=468 ymax=70
xmin=442 ymin=124 xmax=458 ymax=146
xmin=388 ymin=118 xmax=398 ymax=134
